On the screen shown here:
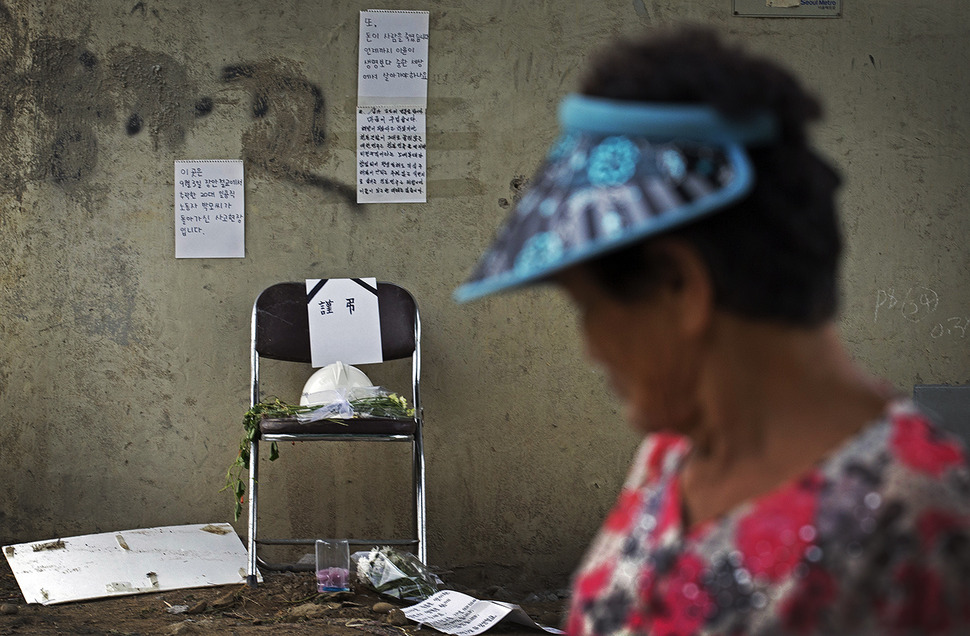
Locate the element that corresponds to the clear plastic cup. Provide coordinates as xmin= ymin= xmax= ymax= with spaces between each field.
xmin=315 ymin=539 xmax=351 ymax=592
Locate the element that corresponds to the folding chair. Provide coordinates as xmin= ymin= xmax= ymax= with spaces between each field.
xmin=245 ymin=281 xmax=426 ymax=586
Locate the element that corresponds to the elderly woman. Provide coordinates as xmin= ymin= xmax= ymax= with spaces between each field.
xmin=455 ymin=28 xmax=970 ymax=635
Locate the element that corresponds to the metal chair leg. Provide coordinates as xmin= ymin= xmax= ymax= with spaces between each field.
xmin=413 ymin=433 xmax=427 ymax=565
xmin=246 ymin=439 xmax=259 ymax=587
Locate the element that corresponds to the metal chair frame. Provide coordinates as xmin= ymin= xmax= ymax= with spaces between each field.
xmin=245 ymin=281 xmax=426 ymax=586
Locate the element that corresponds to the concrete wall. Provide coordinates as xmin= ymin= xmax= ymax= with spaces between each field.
xmin=1 ymin=0 xmax=968 ymax=590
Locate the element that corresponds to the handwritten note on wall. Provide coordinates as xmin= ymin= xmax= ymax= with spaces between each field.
xmin=358 ymin=10 xmax=430 ymax=107
xmin=357 ymin=106 xmax=426 ymax=203
xmin=174 ymin=160 xmax=244 ymax=258
xmin=357 ymin=10 xmax=429 ymax=204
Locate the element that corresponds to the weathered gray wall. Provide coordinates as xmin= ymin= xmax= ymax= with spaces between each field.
xmin=1 ymin=1 xmax=968 ymax=590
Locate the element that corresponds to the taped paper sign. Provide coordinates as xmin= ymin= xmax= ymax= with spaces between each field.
xmin=356 ymin=9 xmax=429 ymax=203
xmin=358 ymin=9 xmax=429 ymax=108
xmin=174 ymin=160 xmax=244 ymax=258
xmin=306 ymin=278 xmax=383 ymax=368
xmin=357 ymin=105 xmax=427 ymax=203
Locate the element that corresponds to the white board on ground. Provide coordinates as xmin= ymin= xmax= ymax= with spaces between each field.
xmin=1 ymin=523 xmax=258 ymax=605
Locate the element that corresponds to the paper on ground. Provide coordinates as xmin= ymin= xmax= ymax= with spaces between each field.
xmin=2 ymin=523 xmax=258 ymax=605
xmin=402 ymin=590 xmax=565 ymax=635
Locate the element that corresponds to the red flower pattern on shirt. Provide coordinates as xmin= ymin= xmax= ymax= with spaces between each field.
xmin=645 ymin=552 xmax=715 ymax=636
xmin=735 ymin=473 xmax=822 ymax=582
xmin=603 ymin=490 xmax=642 ymax=533
xmin=566 ymin=400 xmax=970 ymax=636
xmin=779 ymin=565 xmax=838 ymax=634
xmin=917 ymin=508 xmax=967 ymax=546
xmin=885 ymin=563 xmax=950 ymax=634
xmin=890 ymin=415 xmax=963 ymax=477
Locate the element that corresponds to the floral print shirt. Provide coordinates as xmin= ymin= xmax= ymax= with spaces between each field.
xmin=567 ymin=400 xmax=970 ymax=635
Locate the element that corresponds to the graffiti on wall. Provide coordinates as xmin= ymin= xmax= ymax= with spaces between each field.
xmin=222 ymin=61 xmax=354 ymax=202
xmin=0 ymin=1 xmax=353 ymax=203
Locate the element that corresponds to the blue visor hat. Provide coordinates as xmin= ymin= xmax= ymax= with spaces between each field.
xmin=453 ymin=94 xmax=778 ymax=303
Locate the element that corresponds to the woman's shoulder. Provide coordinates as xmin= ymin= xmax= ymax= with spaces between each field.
xmin=823 ymin=398 xmax=970 ymax=490
xmin=817 ymin=397 xmax=970 ymax=568
xmin=884 ymin=399 xmax=970 ymax=481
xmin=819 ymin=401 xmax=970 ymax=634
xmin=623 ymin=432 xmax=690 ymax=491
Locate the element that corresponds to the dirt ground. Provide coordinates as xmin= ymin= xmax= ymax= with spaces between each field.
xmin=0 ymin=558 xmax=568 ymax=636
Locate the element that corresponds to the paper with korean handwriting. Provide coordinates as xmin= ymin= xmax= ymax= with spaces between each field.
xmin=306 ymin=278 xmax=383 ymax=368
xmin=356 ymin=9 xmax=429 ymax=204
xmin=174 ymin=160 xmax=244 ymax=258
xmin=358 ymin=9 xmax=429 ymax=108
xmin=402 ymin=591 xmax=565 ymax=635
xmin=357 ymin=106 xmax=427 ymax=203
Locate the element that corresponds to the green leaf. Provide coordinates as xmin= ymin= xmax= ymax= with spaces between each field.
xmin=224 ymin=396 xmax=410 ymax=519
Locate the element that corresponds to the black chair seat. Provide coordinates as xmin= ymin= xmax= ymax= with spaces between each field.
xmin=259 ymin=415 xmax=418 ymax=436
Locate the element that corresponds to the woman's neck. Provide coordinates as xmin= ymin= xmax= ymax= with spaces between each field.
xmin=678 ymin=317 xmax=891 ymax=529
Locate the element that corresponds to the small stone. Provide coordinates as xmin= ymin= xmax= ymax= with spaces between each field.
xmin=387 ymin=608 xmax=409 ymax=626
xmin=284 ymin=603 xmax=328 ymax=620
xmin=0 ymin=603 xmax=18 ymax=615
xmin=372 ymin=602 xmax=395 ymax=614
xmin=185 ymin=600 xmax=208 ymax=615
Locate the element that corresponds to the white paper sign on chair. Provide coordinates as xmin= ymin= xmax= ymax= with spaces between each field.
xmin=305 ymin=278 xmax=384 ymax=368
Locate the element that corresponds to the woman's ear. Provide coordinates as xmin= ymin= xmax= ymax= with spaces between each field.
xmin=652 ymin=239 xmax=714 ymax=337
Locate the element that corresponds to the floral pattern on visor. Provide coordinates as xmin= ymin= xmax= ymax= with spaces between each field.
xmin=454 ymin=129 xmax=748 ymax=302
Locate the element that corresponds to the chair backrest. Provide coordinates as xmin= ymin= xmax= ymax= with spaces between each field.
xmin=253 ymin=281 xmax=418 ymax=363
xmin=251 ymin=281 xmax=421 ymax=410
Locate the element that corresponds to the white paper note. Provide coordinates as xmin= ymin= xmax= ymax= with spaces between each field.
xmin=174 ymin=160 xmax=244 ymax=258
xmin=306 ymin=278 xmax=383 ymax=368
xmin=358 ymin=10 xmax=430 ymax=108
xmin=357 ymin=106 xmax=427 ymax=203
xmin=402 ymin=591 xmax=565 ymax=635
xmin=357 ymin=10 xmax=429 ymax=204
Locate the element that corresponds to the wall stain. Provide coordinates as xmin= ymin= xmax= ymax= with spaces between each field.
xmin=125 ymin=113 xmax=142 ymax=135
xmin=108 ymin=44 xmax=212 ymax=150
xmin=28 ymin=36 xmax=112 ymax=186
xmin=221 ymin=59 xmax=354 ymax=204
xmin=49 ymin=127 xmax=99 ymax=182
xmin=0 ymin=3 xmax=350 ymax=204
xmin=0 ymin=7 xmax=24 ymax=196
xmin=71 ymin=241 xmax=139 ymax=346
xmin=194 ymin=96 xmax=213 ymax=117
